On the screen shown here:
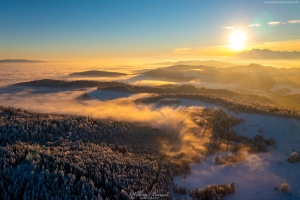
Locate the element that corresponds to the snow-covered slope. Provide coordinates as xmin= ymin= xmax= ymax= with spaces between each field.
xmin=169 ymin=99 xmax=300 ymax=200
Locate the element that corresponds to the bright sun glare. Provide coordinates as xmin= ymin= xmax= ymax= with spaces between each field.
xmin=229 ymin=30 xmax=247 ymax=51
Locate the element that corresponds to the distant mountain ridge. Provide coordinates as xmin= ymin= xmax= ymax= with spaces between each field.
xmin=70 ymin=70 xmax=128 ymax=77
xmin=0 ymin=59 xmax=45 ymax=63
xmin=235 ymin=49 xmax=300 ymax=59
xmin=146 ymin=60 xmax=238 ymax=68
xmin=142 ymin=63 xmax=300 ymax=92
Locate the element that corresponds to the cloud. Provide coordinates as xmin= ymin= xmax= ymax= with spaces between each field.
xmin=221 ymin=26 xmax=235 ymax=29
xmin=268 ymin=21 xmax=281 ymax=26
xmin=266 ymin=19 xmax=300 ymax=26
xmin=287 ymin=20 xmax=300 ymax=24
xmin=130 ymin=80 xmax=175 ymax=86
xmin=223 ymin=20 xmax=299 ymax=29
xmin=243 ymin=153 xmax=269 ymax=171
xmin=248 ymin=24 xmax=261 ymax=27
xmin=169 ymin=45 xmax=235 ymax=57
xmin=173 ymin=48 xmax=192 ymax=52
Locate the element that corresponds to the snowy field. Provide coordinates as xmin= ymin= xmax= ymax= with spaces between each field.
xmin=167 ymin=99 xmax=300 ymax=200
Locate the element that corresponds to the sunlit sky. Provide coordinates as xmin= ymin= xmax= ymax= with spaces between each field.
xmin=1 ymin=0 xmax=300 ymax=64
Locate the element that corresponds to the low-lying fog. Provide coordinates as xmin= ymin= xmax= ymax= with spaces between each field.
xmin=1 ymin=59 xmax=300 ymax=87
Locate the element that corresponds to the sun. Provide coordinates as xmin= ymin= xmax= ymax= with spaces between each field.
xmin=229 ymin=30 xmax=247 ymax=51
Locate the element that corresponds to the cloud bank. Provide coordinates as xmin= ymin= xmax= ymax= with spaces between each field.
xmin=248 ymin=23 xmax=261 ymax=27
xmin=287 ymin=19 xmax=300 ymax=24
xmin=221 ymin=27 xmax=235 ymax=29
xmin=268 ymin=21 xmax=281 ymax=26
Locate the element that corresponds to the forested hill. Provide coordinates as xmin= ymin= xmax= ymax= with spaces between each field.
xmin=70 ymin=70 xmax=128 ymax=77
xmin=14 ymin=79 xmax=127 ymax=88
xmin=0 ymin=106 xmax=174 ymax=199
xmin=14 ymin=79 xmax=240 ymax=97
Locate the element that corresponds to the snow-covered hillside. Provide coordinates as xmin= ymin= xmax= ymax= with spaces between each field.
xmin=170 ymin=99 xmax=300 ymax=199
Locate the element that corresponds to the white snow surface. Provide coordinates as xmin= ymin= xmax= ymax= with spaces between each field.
xmin=168 ymin=98 xmax=300 ymax=200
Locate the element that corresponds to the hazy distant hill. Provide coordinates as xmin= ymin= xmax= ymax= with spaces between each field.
xmin=70 ymin=70 xmax=128 ymax=77
xmin=144 ymin=65 xmax=213 ymax=81
xmin=144 ymin=65 xmax=206 ymax=81
xmin=143 ymin=63 xmax=300 ymax=91
xmin=235 ymin=49 xmax=300 ymax=60
xmin=0 ymin=59 xmax=45 ymax=63
xmin=147 ymin=60 xmax=238 ymax=68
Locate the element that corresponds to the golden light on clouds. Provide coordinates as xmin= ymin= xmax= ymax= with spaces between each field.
xmin=229 ymin=30 xmax=247 ymax=51
xmin=248 ymin=40 xmax=300 ymax=51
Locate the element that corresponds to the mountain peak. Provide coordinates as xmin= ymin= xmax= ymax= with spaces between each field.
xmin=235 ymin=49 xmax=300 ymax=59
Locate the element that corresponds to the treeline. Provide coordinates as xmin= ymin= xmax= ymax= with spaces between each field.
xmin=100 ymin=84 xmax=240 ymax=97
xmin=0 ymin=106 xmax=173 ymax=199
xmin=173 ymin=183 xmax=235 ymax=200
xmin=210 ymin=109 xmax=275 ymax=154
xmin=190 ymin=109 xmax=276 ymax=167
xmin=135 ymin=94 xmax=300 ymax=119
xmin=14 ymin=79 xmax=126 ymax=88
xmin=287 ymin=152 xmax=300 ymax=163
xmin=14 ymin=79 xmax=240 ymax=97
xmin=0 ymin=106 xmax=162 ymax=154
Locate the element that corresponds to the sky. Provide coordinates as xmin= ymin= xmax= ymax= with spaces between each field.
xmin=1 ymin=0 xmax=300 ymax=64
